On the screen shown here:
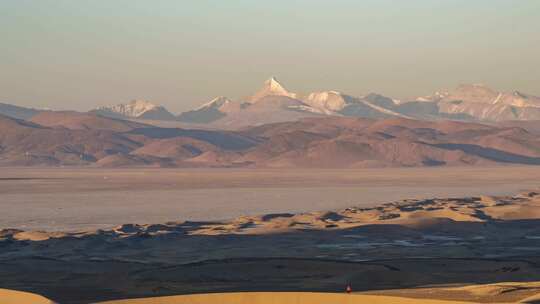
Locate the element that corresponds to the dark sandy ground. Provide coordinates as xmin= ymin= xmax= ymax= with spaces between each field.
xmin=2 ymin=189 xmax=540 ymax=303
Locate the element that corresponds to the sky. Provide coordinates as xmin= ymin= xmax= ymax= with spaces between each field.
xmin=1 ymin=0 xmax=539 ymax=113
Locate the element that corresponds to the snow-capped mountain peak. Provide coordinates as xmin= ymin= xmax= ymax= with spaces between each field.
xmin=305 ymin=91 xmax=348 ymax=113
xmin=96 ymin=100 xmax=158 ymax=118
xmin=114 ymin=100 xmax=157 ymax=117
xmin=196 ymin=96 xmax=231 ymax=110
xmin=94 ymin=100 xmax=176 ymax=120
xmin=177 ymin=79 xmax=540 ymax=127
xmin=266 ymin=77 xmax=289 ymax=94
xmin=250 ymin=77 xmax=297 ymax=102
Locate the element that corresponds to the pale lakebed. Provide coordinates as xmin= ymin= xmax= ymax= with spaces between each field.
xmin=1 ymin=166 xmax=539 ymax=231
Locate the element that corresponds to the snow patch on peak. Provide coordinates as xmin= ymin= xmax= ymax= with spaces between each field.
xmin=416 ymin=91 xmax=448 ymax=102
xmin=250 ymin=77 xmax=297 ymax=102
xmin=435 ymin=91 xmax=449 ymax=98
xmin=196 ymin=96 xmax=231 ymax=110
xmin=97 ymin=100 xmax=163 ymax=118
xmin=492 ymin=93 xmax=503 ymax=104
xmin=267 ymin=77 xmax=283 ymax=89
xmin=304 ymin=91 xmax=349 ymax=113
xmin=265 ymin=77 xmax=295 ymax=96
xmin=307 ymin=90 xmax=342 ymax=100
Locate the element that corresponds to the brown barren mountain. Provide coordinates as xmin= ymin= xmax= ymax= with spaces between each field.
xmin=1 ymin=113 xmax=540 ymax=167
xmin=30 ymin=111 xmax=150 ymax=131
xmin=236 ymin=117 xmax=540 ymax=167
xmin=0 ymin=114 xmax=142 ymax=166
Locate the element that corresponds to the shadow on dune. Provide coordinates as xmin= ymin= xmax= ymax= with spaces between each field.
xmin=2 ymin=218 xmax=540 ymax=303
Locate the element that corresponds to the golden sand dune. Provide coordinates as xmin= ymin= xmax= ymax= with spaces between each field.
xmin=96 ymin=281 xmax=540 ymax=304
xmin=96 ymin=292 xmax=473 ymax=304
xmin=4 ymin=190 xmax=539 ymax=240
xmin=0 ymin=289 xmax=54 ymax=304
xmin=182 ymin=190 xmax=540 ymax=235
xmin=3 ymin=191 xmax=540 ymax=303
xmin=364 ymin=282 xmax=540 ymax=303
xmin=522 ymin=293 xmax=540 ymax=303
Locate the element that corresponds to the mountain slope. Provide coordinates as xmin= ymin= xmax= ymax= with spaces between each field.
xmin=94 ymin=100 xmax=176 ymax=121
xmin=177 ymin=79 xmax=410 ymax=129
xmin=1 ymin=114 xmax=540 ymax=167
xmin=0 ymin=114 xmax=142 ymax=166
xmin=176 ymin=97 xmax=232 ymax=124
xmin=210 ymin=95 xmax=323 ymax=128
xmin=411 ymin=84 xmax=540 ymax=122
xmin=30 ymin=111 xmax=149 ymax=131
xmin=0 ymin=102 xmax=41 ymax=120
xmin=234 ymin=117 xmax=540 ymax=168
xmin=177 ymin=79 xmax=324 ymax=128
xmin=249 ymin=77 xmax=297 ymax=102
xmin=304 ymin=91 xmax=411 ymax=119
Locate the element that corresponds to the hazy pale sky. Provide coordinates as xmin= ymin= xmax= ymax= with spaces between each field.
xmin=1 ymin=0 xmax=539 ymax=113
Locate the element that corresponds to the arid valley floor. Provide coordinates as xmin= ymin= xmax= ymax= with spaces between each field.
xmin=2 ymin=166 xmax=540 ymax=231
xmin=3 ymin=1 xmax=540 ymax=302
xmin=2 ymin=167 xmax=540 ymax=303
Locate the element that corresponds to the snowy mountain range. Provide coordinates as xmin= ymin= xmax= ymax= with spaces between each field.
xmin=416 ymin=84 xmax=540 ymax=121
xmin=175 ymin=77 xmax=540 ymax=127
xmin=2 ymin=78 xmax=540 ymax=128
xmin=92 ymin=100 xmax=176 ymax=121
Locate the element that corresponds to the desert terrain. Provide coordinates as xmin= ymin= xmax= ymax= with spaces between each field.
xmin=6 ymin=284 xmax=540 ymax=304
xmin=6 ymin=286 xmax=540 ymax=304
xmin=95 ymin=289 xmax=540 ymax=304
xmin=3 ymin=2 xmax=539 ymax=303
xmin=1 ymin=167 xmax=540 ymax=231
xmin=2 ymin=184 xmax=540 ymax=303
xmin=0 ymin=289 xmax=54 ymax=304
xmin=3 ymin=93 xmax=540 ymax=304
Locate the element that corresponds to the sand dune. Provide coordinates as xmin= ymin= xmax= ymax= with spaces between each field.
xmin=0 ymin=289 xmax=54 ymax=304
xmin=96 ymin=292 xmax=473 ymax=304
xmin=3 ymin=190 xmax=539 ymax=239
xmin=3 ymin=190 xmax=540 ymax=303
xmin=522 ymin=293 xmax=540 ymax=303
xmin=3 ymin=285 xmax=540 ymax=304
xmin=365 ymin=282 xmax=540 ymax=303
xmin=95 ymin=281 xmax=540 ymax=303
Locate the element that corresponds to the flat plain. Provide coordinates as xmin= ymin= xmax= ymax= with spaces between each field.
xmin=1 ymin=166 xmax=540 ymax=231
xmin=3 ymin=177 xmax=540 ymax=303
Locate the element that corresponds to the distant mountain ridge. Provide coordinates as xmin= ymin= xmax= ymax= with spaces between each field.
xmin=413 ymin=84 xmax=540 ymax=121
xmin=175 ymin=78 xmax=540 ymax=128
xmin=1 ymin=112 xmax=539 ymax=168
xmin=176 ymin=97 xmax=231 ymax=124
xmin=0 ymin=102 xmax=41 ymax=120
xmin=249 ymin=77 xmax=298 ymax=102
xmin=2 ymin=78 xmax=540 ymax=128
xmin=93 ymin=100 xmax=176 ymax=121
xmin=176 ymin=77 xmax=413 ymax=128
